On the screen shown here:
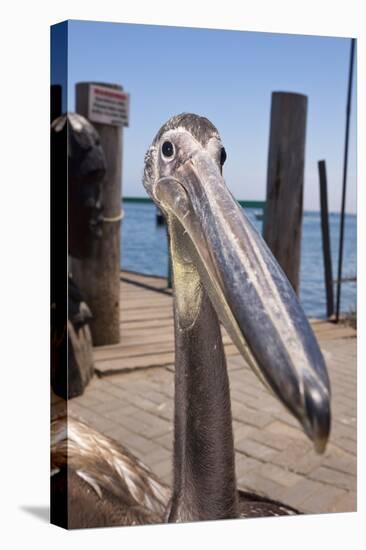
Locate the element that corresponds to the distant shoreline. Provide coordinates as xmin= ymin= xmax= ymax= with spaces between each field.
xmin=122 ymin=196 xmax=356 ymax=216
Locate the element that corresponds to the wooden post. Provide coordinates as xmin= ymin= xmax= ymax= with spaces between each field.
xmin=263 ymin=92 xmax=308 ymax=294
xmin=318 ymin=160 xmax=334 ymax=318
xmin=72 ymin=82 xmax=124 ymax=346
xmin=335 ymin=38 xmax=356 ymax=322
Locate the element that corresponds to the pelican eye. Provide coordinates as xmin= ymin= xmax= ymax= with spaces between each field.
xmin=162 ymin=141 xmax=175 ymax=158
xmin=220 ymin=147 xmax=227 ymax=166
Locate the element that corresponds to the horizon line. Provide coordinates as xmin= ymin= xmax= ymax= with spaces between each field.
xmin=122 ymin=196 xmax=357 ymax=215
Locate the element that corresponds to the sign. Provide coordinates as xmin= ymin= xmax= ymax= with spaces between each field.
xmin=88 ymin=84 xmax=130 ymax=127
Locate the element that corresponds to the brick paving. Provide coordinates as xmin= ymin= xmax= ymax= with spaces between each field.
xmin=55 ymin=272 xmax=357 ymax=516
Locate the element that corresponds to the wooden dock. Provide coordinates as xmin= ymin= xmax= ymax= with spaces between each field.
xmin=93 ymin=270 xmax=356 ymax=376
xmin=60 ymin=270 xmax=356 ymax=515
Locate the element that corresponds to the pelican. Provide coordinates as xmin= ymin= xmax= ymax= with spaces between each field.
xmin=51 ymin=113 xmax=330 ymax=528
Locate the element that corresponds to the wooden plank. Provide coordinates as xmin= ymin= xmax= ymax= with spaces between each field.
xmin=120 ymin=308 xmax=173 ymax=322
xmin=120 ymin=295 xmax=171 ymax=304
xmin=310 ymin=321 xmax=356 ymax=340
xmin=315 ymin=327 xmax=356 ymax=341
xmin=119 ymin=304 xmax=172 ymax=313
xmin=96 ymin=352 xmax=176 ymax=374
xmin=121 ymin=318 xmax=174 ymax=330
xmin=310 ymin=320 xmax=332 ymax=329
xmin=119 ymin=288 xmax=170 ymax=297
xmin=118 ymin=330 xmax=232 ymax=347
xmin=121 ymin=271 xmax=167 ymax=285
xmin=120 ymin=300 xmax=165 ymax=308
xmin=94 ymin=340 xmax=176 ymax=361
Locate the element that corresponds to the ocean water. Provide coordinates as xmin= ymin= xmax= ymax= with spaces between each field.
xmin=121 ymin=202 xmax=357 ymax=319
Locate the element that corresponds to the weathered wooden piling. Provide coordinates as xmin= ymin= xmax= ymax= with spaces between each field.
xmin=72 ymin=82 xmax=127 ymax=345
xmin=318 ymin=160 xmax=334 ymax=318
xmin=263 ymin=92 xmax=308 ymax=294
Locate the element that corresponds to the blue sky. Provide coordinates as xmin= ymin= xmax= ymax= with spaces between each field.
xmin=59 ymin=20 xmax=356 ymax=213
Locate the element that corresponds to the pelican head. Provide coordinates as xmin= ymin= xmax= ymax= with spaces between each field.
xmin=144 ymin=113 xmax=331 ymax=453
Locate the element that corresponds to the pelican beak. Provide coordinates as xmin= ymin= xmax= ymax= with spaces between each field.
xmin=155 ymin=148 xmax=331 ymax=453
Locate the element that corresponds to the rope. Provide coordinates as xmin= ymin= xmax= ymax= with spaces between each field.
xmin=102 ymin=210 xmax=124 ymax=223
